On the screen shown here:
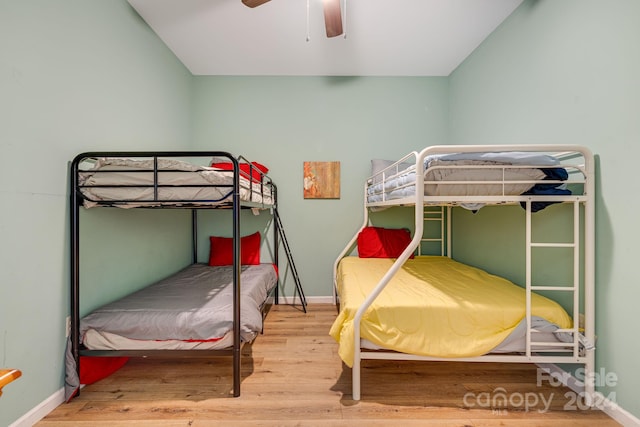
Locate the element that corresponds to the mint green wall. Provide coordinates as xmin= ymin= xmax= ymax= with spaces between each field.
xmin=449 ymin=0 xmax=640 ymax=419
xmin=3 ymin=0 xmax=638 ymax=424
xmin=0 ymin=1 xmax=192 ymax=425
xmin=190 ymin=76 xmax=449 ymax=298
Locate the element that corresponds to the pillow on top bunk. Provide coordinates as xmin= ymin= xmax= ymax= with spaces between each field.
xmin=211 ymin=161 xmax=269 ymax=183
xmin=357 ymin=226 xmax=414 ymax=259
xmin=209 ymin=231 xmax=261 ymax=266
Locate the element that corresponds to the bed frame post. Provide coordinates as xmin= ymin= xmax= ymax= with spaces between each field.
xmin=332 ymin=182 xmax=370 ymax=305
xmin=273 ymin=185 xmax=279 ymax=305
xmin=446 ymin=206 xmax=452 ymax=257
xmin=583 ymin=148 xmax=596 ymax=406
xmin=231 ymin=156 xmax=242 ymax=398
xmin=191 ymin=210 xmax=198 ymax=264
xmin=69 ymin=156 xmax=81 ymax=395
xmin=525 ymin=200 xmax=533 ymax=357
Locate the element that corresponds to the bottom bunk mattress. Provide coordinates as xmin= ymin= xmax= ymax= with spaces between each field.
xmin=329 ymin=256 xmax=573 ymax=367
xmin=80 ymin=263 xmax=278 ymax=349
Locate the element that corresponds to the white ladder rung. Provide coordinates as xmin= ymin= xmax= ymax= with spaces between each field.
xmin=528 ymin=341 xmax=575 ymax=348
xmin=554 ymin=328 xmax=579 ymax=334
xmin=530 ymin=242 xmax=575 ymax=248
xmin=531 ymin=286 xmax=575 ymax=291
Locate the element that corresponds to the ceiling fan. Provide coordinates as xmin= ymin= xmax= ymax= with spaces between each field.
xmin=242 ymin=0 xmax=344 ymax=38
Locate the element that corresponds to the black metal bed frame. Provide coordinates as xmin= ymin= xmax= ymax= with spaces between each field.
xmin=69 ymin=151 xmax=279 ymax=398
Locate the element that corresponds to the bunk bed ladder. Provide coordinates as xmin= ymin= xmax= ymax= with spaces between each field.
xmin=273 ymin=207 xmax=307 ymax=313
xmin=524 ymin=200 xmax=581 ymax=359
xmin=420 ymin=206 xmax=447 ymax=257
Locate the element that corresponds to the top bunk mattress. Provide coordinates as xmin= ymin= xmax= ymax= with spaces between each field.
xmin=329 ymin=256 xmax=573 ymax=367
xmin=366 ymin=149 xmax=584 ymax=207
xmin=77 ymin=157 xmax=274 ymax=208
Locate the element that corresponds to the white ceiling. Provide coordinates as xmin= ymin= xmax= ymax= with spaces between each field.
xmin=127 ymin=0 xmax=524 ymax=76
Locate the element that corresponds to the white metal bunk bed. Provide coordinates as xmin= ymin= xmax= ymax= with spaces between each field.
xmin=68 ymin=151 xmax=279 ymax=400
xmin=331 ymin=144 xmax=595 ymax=403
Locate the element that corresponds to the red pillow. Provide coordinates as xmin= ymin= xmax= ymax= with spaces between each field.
xmin=79 ymin=356 xmax=129 ymax=385
xmin=211 ymin=161 xmax=269 ymax=182
xmin=209 ymin=231 xmax=261 ymax=266
xmin=357 ymin=226 xmax=414 ymax=259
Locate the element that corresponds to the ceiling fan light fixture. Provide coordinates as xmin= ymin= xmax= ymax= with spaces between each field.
xmin=323 ymin=0 xmax=343 ymax=38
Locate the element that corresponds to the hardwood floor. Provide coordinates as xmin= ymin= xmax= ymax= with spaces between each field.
xmin=38 ymin=304 xmax=619 ymax=426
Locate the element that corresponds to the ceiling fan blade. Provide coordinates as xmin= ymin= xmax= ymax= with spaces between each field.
xmin=323 ymin=0 xmax=343 ymax=38
xmin=242 ymin=0 xmax=271 ymax=8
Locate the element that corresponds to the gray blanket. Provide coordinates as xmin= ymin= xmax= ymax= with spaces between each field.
xmin=80 ymin=263 xmax=277 ymax=342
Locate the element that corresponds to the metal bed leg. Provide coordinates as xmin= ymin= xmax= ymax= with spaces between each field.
xmin=352 ymin=348 xmax=361 ymax=401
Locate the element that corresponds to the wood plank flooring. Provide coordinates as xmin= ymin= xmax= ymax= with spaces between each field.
xmin=38 ymin=304 xmax=619 ymax=426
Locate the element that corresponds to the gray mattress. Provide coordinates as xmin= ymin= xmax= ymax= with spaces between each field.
xmin=80 ymin=263 xmax=278 ymax=346
xmin=65 ymin=263 xmax=277 ymax=400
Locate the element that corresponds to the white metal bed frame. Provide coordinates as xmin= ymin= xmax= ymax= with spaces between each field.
xmin=333 ymin=144 xmax=595 ymax=403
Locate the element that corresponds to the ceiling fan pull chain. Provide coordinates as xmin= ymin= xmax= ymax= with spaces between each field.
xmin=306 ymin=0 xmax=310 ymax=42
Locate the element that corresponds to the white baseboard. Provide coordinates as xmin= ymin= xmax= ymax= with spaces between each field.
xmin=537 ymin=363 xmax=640 ymax=427
xmin=9 ymin=387 xmax=65 ymax=427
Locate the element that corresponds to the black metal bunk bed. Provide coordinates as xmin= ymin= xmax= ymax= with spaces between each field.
xmin=68 ymin=151 xmax=280 ymax=399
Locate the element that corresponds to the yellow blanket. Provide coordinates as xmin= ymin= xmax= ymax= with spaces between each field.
xmin=329 ymin=256 xmax=572 ymax=367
